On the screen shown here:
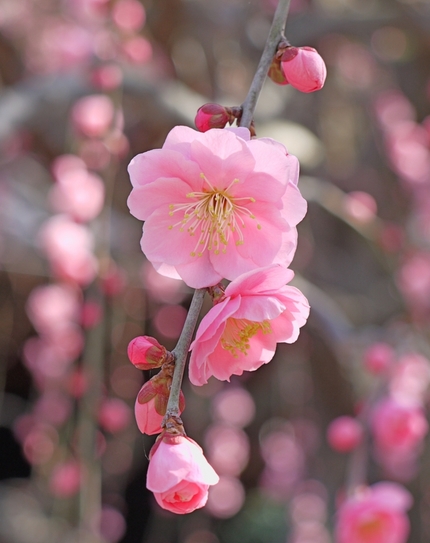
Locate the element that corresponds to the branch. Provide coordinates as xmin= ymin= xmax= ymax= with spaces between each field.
xmin=239 ymin=0 xmax=292 ymax=129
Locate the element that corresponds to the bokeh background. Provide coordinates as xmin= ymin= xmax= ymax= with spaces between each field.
xmin=1 ymin=0 xmax=430 ymax=542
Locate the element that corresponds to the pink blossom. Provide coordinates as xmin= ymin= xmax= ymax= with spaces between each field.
xmin=134 ymin=379 xmax=185 ymax=435
xmin=134 ymin=397 xmax=164 ymax=435
xmin=71 ymin=95 xmax=114 ymax=138
xmin=195 ymin=104 xmax=232 ymax=132
xmin=335 ymin=482 xmax=412 ymax=543
xmin=370 ymin=397 xmax=428 ymax=452
xmin=127 ymin=335 xmax=168 ymax=370
xmin=128 ymin=126 xmax=306 ymax=288
xmin=39 ymin=215 xmax=98 ymax=285
xmin=147 ymin=434 xmax=219 ymax=514
xmin=98 ymin=398 xmax=131 ymax=433
xmin=49 ymin=169 xmax=105 ymax=223
xmin=26 ymin=283 xmax=81 ymax=335
xmin=281 ymin=46 xmax=327 ymax=93
xmin=327 ymin=416 xmax=363 ymax=453
xmin=112 ymin=0 xmax=146 ymax=32
xmin=189 ymin=265 xmax=309 ymax=385
xmin=363 ymin=342 xmax=395 ymax=375
xmin=49 ymin=460 xmax=82 ymax=497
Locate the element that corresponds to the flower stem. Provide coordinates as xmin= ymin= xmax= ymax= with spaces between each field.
xmin=239 ymin=0 xmax=292 ymax=129
xmin=164 ymin=288 xmax=207 ymax=424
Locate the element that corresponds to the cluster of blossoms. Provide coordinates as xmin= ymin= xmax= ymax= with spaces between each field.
xmin=127 ymin=122 xmax=311 ymax=513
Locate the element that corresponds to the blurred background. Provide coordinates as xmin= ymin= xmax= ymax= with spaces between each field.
xmin=1 ymin=0 xmax=430 ymax=542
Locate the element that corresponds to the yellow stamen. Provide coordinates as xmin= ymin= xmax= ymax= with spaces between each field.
xmin=221 ymin=318 xmax=272 ymax=357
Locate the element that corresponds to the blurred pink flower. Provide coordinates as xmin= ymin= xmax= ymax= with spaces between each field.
xmin=98 ymin=398 xmax=131 ymax=433
xmin=39 ymin=215 xmax=98 ymax=285
xmin=112 ymin=0 xmax=146 ymax=32
xmin=363 ymin=342 xmax=395 ymax=375
xmin=71 ymin=95 xmax=114 ymax=138
xmin=26 ymin=283 xmax=81 ymax=335
xmin=335 ymin=482 xmax=412 ymax=543
xmin=371 ymin=397 xmax=428 ymax=452
xmin=49 ymin=460 xmax=82 ymax=497
xmin=281 ymin=46 xmax=327 ymax=93
xmin=397 ymin=252 xmax=430 ymax=317
xmin=49 ymin=169 xmax=105 ymax=223
xmin=189 ymin=265 xmax=309 ymax=385
xmin=327 ymin=416 xmax=363 ymax=453
xmin=128 ymin=126 xmax=306 ymax=288
xmin=147 ymin=434 xmax=219 ymax=514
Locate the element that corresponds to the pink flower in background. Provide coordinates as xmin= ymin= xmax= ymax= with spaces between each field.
xmin=71 ymin=94 xmax=114 ymax=138
xmin=147 ymin=434 xmax=219 ymax=514
xmin=26 ymin=283 xmax=81 ymax=335
xmin=49 ymin=169 xmax=105 ymax=223
xmin=327 ymin=416 xmax=363 ymax=453
xmin=189 ymin=264 xmax=310 ymax=385
xmin=281 ymin=46 xmax=327 ymax=93
xmin=98 ymin=398 xmax=131 ymax=433
xmin=335 ymin=482 xmax=412 ymax=543
xmin=128 ymin=126 xmax=306 ymax=288
xmin=49 ymin=460 xmax=82 ymax=497
xmin=39 ymin=215 xmax=98 ymax=285
xmin=370 ymin=398 xmax=428 ymax=452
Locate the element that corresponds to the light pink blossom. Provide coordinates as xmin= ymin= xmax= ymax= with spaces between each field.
xmin=147 ymin=434 xmax=219 ymax=514
xmin=49 ymin=169 xmax=105 ymax=223
xmin=39 ymin=215 xmax=98 ymax=285
xmin=370 ymin=397 xmax=428 ymax=452
xmin=335 ymin=482 xmax=412 ymax=543
xmin=128 ymin=126 xmax=306 ymax=288
xmin=189 ymin=264 xmax=309 ymax=385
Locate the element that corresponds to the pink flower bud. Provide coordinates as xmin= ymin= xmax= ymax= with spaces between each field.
xmin=281 ymin=46 xmax=327 ymax=93
xmin=195 ymin=103 xmax=231 ymax=132
xmin=327 ymin=416 xmax=363 ymax=453
xmin=128 ymin=336 xmax=168 ymax=370
xmin=147 ymin=434 xmax=219 ymax=514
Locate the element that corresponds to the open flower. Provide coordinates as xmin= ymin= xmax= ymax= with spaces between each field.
xmin=128 ymin=126 xmax=306 ymax=288
xmin=189 ymin=264 xmax=310 ymax=385
xmin=335 ymin=482 xmax=412 ymax=543
xmin=147 ymin=434 xmax=219 ymax=514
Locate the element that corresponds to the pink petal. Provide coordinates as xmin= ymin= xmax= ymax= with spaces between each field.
xmin=128 ymin=177 xmax=192 ymax=220
xmin=225 ymin=264 xmax=294 ymax=298
xmin=128 ymin=148 xmax=200 ymax=188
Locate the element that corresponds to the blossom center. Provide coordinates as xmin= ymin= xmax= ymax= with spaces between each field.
xmin=168 ymin=174 xmax=260 ymax=257
xmin=221 ymin=318 xmax=272 ymax=357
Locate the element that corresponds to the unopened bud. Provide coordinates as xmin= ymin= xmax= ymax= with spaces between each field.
xmin=195 ymin=103 xmax=232 ymax=132
xmin=128 ymin=336 xmax=168 ymax=370
xmin=281 ymin=46 xmax=327 ymax=93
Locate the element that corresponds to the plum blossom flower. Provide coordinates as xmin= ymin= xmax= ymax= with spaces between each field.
xmin=128 ymin=126 xmax=306 ymax=288
xmin=335 ymin=482 xmax=412 ymax=543
xmin=134 ymin=375 xmax=185 ymax=435
xmin=147 ymin=434 xmax=219 ymax=514
xmin=189 ymin=264 xmax=310 ymax=385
